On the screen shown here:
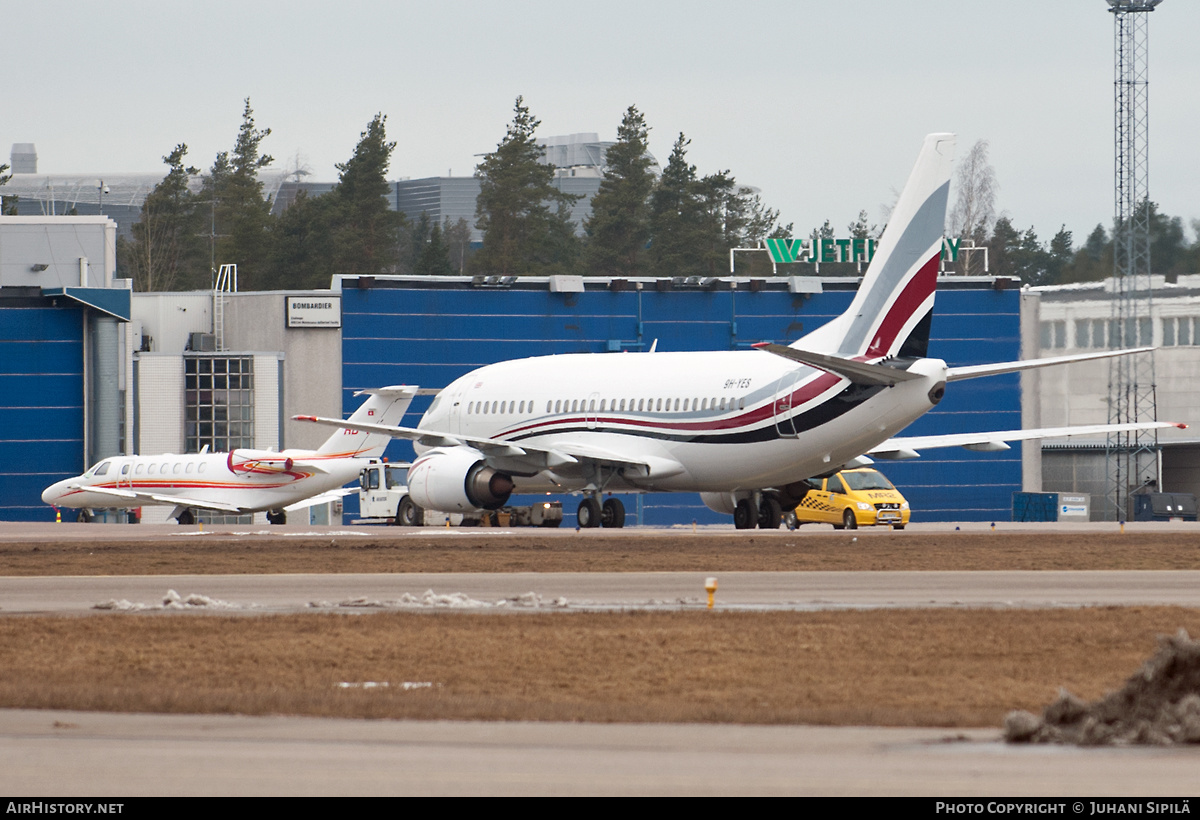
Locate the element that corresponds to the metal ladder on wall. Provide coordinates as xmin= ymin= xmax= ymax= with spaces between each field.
xmin=213 ymin=264 xmax=238 ymax=352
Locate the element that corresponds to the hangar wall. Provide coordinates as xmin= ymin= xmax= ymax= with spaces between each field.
xmin=0 ymin=216 xmax=129 ymax=521
xmin=338 ymin=274 xmax=1021 ymax=525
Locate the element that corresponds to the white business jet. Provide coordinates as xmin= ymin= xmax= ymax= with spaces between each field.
xmin=42 ymin=386 xmax=417 ymax=524
xmin=296 ymin=133 xmax=1183 ymax=529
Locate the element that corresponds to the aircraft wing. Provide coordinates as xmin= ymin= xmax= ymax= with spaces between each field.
xmin=282 ymin=486 xmax=358 ymax=513
xmin=292 ymin=416 xmax=684 ymax=479
xmin=68 ymin=484 xmax=247 ymax=513
xmin=869 ymin=421 xmax=1187 ymax=460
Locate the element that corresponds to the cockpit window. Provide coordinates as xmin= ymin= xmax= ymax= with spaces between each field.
xmin=89 ymin=461 xmax=112 ymax=477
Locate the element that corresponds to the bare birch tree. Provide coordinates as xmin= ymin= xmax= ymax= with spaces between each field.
xmin=948 ymin=139 xmax=998 ymax=275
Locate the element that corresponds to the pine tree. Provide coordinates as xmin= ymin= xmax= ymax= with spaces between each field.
xmin=265 ymin=113 xmax=402 ymax=287
xmin=472 ymin=97 xmax=580 ymax=276
xmin=118 ymin=144 xmax=205 ymax=291
xmin=203 ymin=99 xmax=274 ymax=289
xmin=584 ymin=105 xmax=655 ymax=277
xmin=328 ymin=113 xmax=402 ymax=275
xmin=648 ymin=133 xmax=707 ymax=276
xmin=415 ymin=223 xmax=454 ymax=276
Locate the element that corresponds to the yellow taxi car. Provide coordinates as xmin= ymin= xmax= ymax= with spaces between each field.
xmin=787 ymin=468 xmax=910 ymax=530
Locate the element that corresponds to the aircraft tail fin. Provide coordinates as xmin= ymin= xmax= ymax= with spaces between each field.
xmin=315 ymin=386 xmax=419 ymax=458
xmin=797 ymin=133 xmax=955 ymax=360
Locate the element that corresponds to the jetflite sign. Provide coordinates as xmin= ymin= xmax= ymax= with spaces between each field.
xmin=765 ymin=236 xmax=962 ymax=265
xmin=287 ymin=296 xmax=341 ymax=328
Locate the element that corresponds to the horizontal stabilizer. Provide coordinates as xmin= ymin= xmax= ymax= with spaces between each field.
xmin=946 ymin=347 xmax=1155 ymax=382
xmin=751 ymin=343 xmax=922 ymax=386
xmin=870 ymin=420 xmax=1187 ymax=459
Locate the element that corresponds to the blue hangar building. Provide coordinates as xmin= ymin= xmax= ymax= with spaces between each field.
xmin=337 ymin=273 xmax=1022 ymax=526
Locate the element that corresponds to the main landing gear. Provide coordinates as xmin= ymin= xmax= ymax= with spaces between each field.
xmin=733 ymin=495 xmax=783 ymax=530
xmin=577 ymin=495 xmax=626 ymax=529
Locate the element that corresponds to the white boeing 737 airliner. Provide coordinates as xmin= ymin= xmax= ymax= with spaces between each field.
xmin=297 ymin=134 xmax=1183 ymax=529
xmin=43 ymin=386 xmax=417 ymax=523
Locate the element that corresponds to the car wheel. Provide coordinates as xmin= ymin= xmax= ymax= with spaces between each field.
xmin=842 ymin=509 xmax=858 ymax=530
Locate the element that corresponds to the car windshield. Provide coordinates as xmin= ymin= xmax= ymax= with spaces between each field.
xmin=841 ymin=471 xmax=895 ymax=491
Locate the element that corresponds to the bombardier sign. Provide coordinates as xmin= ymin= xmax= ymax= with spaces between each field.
xmin=287 ymin=296 xmax=341 ymax=328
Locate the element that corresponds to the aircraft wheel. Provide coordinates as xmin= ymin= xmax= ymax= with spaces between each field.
xmin=601 ymin=497 xmax=626 ymax=528
xmin=177 ymin=509 xmax=195 ymax=526
xmin=784 ymin=510 xmax=798 ymax=530
xmin=76 ymin=509 xmax=93 ymax=524
xmin=396 ymin=496 xmax=422 ymax=527
xmin=577 ymin=497 xmax=601 ymax=528
xmin=267 ymin=509 xmax=287 ymax=525
xmin=733 ymin=499 xmax=756 ymax=530
xmin=758 ymin=497 xmax=783 ymax=530
xmin=842 ymin=509 xmax=858 ymax=530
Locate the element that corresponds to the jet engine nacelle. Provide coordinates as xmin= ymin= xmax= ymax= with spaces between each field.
xmin=700 ymin=492 xmax=737 ymax=516
xmin=408 ymin=447 xmax=514 ymax=512
xmin=228 ymin=449 xmax=295 ymax=474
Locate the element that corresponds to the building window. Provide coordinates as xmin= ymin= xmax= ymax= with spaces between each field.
xmin=1040 ymin=320 xmax=1066 ymax=350
xmin=184 ymin=355 xmax=254 ymax=454
xmin=1163 ymin=317 xmax=1196 ymax=347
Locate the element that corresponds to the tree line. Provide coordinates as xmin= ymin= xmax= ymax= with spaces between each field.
xmin=109 ymin=105 xmax=1199 ymax=292
xmin=115 ymin=98 xmax=791 ymax=291
xmin=947 ymin=139 xmax=1200 ymax=286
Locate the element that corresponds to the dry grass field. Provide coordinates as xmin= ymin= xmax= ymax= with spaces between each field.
xmin=3 ymin=607 xmax=1198 ymax=726
xmin=3 ymin=529 xmax=1200 ymax=575
xmin=2 ymin=528 xmax=1199 ymax=728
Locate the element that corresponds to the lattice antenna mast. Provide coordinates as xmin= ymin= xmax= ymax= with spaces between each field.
xmin=1104 ymin=0 xmax=1162 ymax=521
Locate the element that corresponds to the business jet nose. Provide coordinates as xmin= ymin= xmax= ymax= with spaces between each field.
xmin=42 ymin=480 xmax=68 ymax=506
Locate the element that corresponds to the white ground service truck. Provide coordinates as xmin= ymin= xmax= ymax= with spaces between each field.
xmin=355 ymin=461 xmax=563 ymax=527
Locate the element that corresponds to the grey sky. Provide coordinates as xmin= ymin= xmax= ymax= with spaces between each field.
xmin=7 ymin=1 xmax=1198 ymax=244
